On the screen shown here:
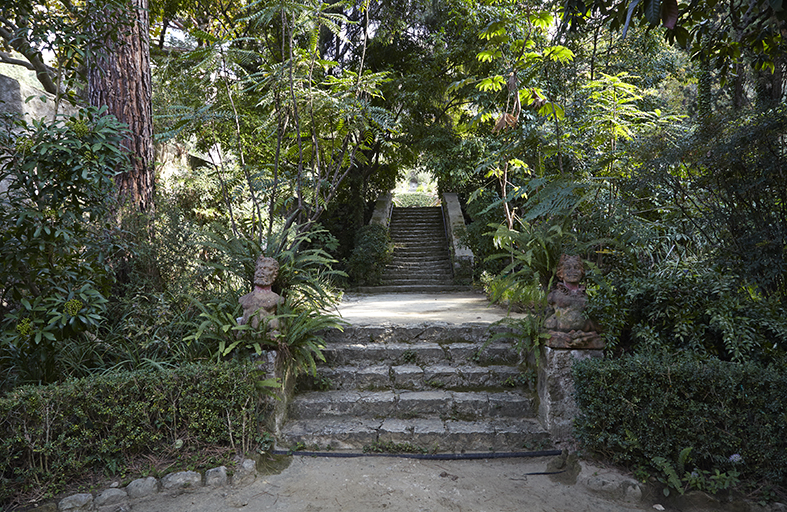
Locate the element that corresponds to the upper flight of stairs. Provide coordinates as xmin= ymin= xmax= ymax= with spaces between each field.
xmin=280 ymin=325 xmax=552 ymax=453
xmin=359 ymin=206 xmax=469 ymax=293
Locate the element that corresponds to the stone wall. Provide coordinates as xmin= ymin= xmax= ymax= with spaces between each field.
xmin=441 ymin=192 xmax=474 ymax=282
xmin=369 ymin=192 xmax=393 ymax=228
xmin=0 ymin=74 xmax=78 ymax=195
xmin=0 ymin=73 xmax=77 ymax=122
xmin=537 ymin=346 xmax=603 ymax=448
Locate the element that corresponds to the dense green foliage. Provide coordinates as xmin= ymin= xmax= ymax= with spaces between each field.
xmin=1 ymin=0 xmax=786 ymax=506
xmin=0 ymin=108 xmax=129 ymax=388
xmin=586 ymin=265 xmax=787 ymax=363
xmin=347 ymin=224 xmax=393 ymax=286
xmin=573 ymin=354 xmax=787 ymax=498
xmin=0 ymin=362 xmax=272 ymax=506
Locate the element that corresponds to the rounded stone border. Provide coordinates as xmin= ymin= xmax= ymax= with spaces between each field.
xmin=54 ymin=458 xmax=256 ymax=512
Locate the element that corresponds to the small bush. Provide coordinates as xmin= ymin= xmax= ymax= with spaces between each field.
xmin=347 ymin=224 xmax=393 ymax=285
xmin=573 ymin=353 xmax=787 ymax=498
xmin=0 ymin=362 xmax=272 ymax=505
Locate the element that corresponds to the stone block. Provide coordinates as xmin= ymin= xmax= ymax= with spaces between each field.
xmin=578 ymin=462 xmax=643 ymax=503
xmin=397 ymin=390 xmax=452 ymax=417
xmin=205 ymin=466 xmax=228 ymax=487
xmin=58 ymin=493 xmax=93 ymax=511
xmin=392 ymin=365 xmax=424 ymax=389
xmin=488 ymin=392 xmax=536 ymax=418
xmin=351 ymin=365 xmax=391 ymax=390
xmin=125 ymin=476 xmax=159 ymax=499
xmin=448 ymin=391 xmax=487 ymax=420
xmin=232 ymin=458 xmax=257 ymax=487
xmin=161 ymin=470 xmax=202 ymax=490
xmin=94 ymin=488 xmax=127 ymax=507
xmin=444 ymin=420 xmax=496 ymax=452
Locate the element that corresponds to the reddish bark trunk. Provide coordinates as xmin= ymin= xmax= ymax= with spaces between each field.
xmin=88 ymin=0 xmax=154 ymax=212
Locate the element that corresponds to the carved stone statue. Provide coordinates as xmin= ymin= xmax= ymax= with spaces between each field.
xmin=239 ymin=256 xmax=283 ymax=340
xmin=543 ymin=254 xmax=603 ymax=349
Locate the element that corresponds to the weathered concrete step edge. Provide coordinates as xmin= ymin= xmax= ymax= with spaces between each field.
xmin=390 ymin=233 xmax=448 ymax=239
xmin=382 ymin=268 xmax=453 ymax=275
xmin=385 ymin=259 xmax=452 ymax=265
xmin=391 ymin=226 xmax=446 ymax=230
xmin=390 ymin=249 xmax=450 ymax=256
xmin=383 ymin=269 xmax=454 ymax=286
xmin=321 ymin=324 xmax=521 ymax=344
xmin=289 ymin=390 xmax=537 ymax=420
xmin=381 ymin=279 xmax=454 ymax=286
xmin=321 ymin=341 xmax=518 ymax=366
xmin=390 ymin=245 xmax=449 ymax=251
xmin=390 ymin=221 xmax=445 ymax=227
xmin=280 ymin=417 xmax=550 ymax=452
xmin=311 ymin=364 xmax=524 ymax=391
xmin=354 ymin=285 xmax=473 ymax=293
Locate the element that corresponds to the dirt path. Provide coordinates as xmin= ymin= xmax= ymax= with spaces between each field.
xmin=128 ymin=454 xmax=654 ymax=512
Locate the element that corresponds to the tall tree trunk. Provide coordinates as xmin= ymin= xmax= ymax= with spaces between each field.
xmin=88 ymin=0 xmax=154 ymax=212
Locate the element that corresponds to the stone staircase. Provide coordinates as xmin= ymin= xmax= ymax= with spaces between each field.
xmin=280 ymin=324 xmax=552 ymax=453
xmin=366 ymin=206 xmax=468 ymax=293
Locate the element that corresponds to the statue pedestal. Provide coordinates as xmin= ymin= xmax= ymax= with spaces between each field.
xmin=538 ymin=346 xmax=603 ymax=448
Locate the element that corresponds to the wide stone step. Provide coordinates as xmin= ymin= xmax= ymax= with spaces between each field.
xmin=387 ymin=260 xmax=451 ymax=268
xmin=385 ymin=260 xmax=452 ymax=268
xmin=390 ymin=225 xmax=446 ymax=231
xmin=380 ymin=279 xmax=454 ymax=287
xmin=392 ymin=242 xmax=449 ymax=248
xmin=390 ymin=223 xmax=443 ymax=228
xmin=321 ymin=341 xmax=519 ymax=366
xmin=383 ymin=271 xmax=452 ymax=279
xmin=391 ymin=238 xmax=448 ymax=245
xmin=385 ymin=261 xmax=451 ymax=268
xmin=322 ymin=324 xmax=519 ymax=345
xmin=280 ymin=417 xmax=550 ymax=452
xmin=391 ymin=249 xmax=451 ymax=258
xmin=354 ymin=284 xmax=474 ymax=293
xmin=289 ymin=390 xmax=537 ymax=420
xmin=382 ymin=270 xmax=453 ymax=279
xmin=306 ymin=364 xmax=524 ymax=392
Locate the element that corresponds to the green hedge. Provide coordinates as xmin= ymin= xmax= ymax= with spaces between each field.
xmin=0 ymin=362 xmax=270 ymax=504
xmin=573 ymin=354 xmax=787 ymax=495
xmin=348 ymin=224 xmax=393 ymax=286
xmin=393 ymin=193 xmax=439 ymax=208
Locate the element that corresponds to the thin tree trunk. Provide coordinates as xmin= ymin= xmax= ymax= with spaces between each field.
xmin=88 ymin=0 xmax=155 ymax=213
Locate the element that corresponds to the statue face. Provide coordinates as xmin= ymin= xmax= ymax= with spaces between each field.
xmin=558 ymin=255 xmax=584 ymax=284
xmin=254 ymin=257 xmax=279 ymax=286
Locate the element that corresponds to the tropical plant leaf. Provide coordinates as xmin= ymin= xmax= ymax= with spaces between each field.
xmin=644 ymin=0 xmax=662 ymax=26
xmin=621 ymin=0 xmax=641 ymax=39
xmin=661 ymin=0 xmax=679 ymax=29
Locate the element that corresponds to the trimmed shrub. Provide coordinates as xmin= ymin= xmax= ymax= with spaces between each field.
xmin=393 ymin=193 xmax=439 ymax=208
xmin=347 ymin=224 xmax=393 ymax=286
xmin=573 ymin=354 xmax=787 ymax=497
xmin=0 ymin=362 xmax=271 ymax=504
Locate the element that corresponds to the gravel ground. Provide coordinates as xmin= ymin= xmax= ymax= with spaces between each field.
xmin=128 ymin=454 xmax=656 ymax=512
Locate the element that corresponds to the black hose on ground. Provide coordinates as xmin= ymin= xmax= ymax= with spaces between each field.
xmin=270 ymin=449 xmax=562 ymax=460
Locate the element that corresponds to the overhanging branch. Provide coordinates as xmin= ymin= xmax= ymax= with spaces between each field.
xmin=0 ymin=25 xmax=58 ymax=95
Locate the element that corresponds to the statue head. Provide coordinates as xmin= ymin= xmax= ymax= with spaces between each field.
xmin=253 ymin=256 xmax=279 ymax=287
xmin=556 ymin=254 xmax=584 ymax=285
